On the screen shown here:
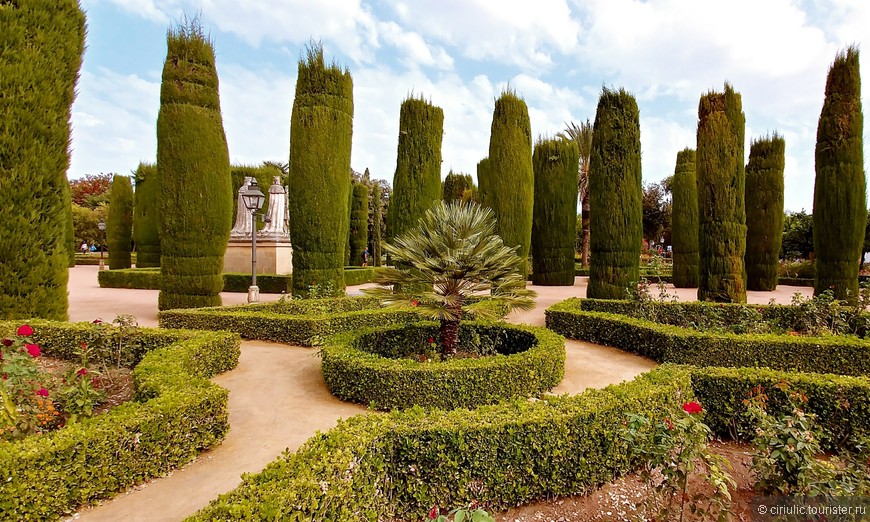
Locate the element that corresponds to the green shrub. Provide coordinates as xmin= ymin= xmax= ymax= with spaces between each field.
xmin=188 ymin=365 xmax=690 ymax=521
xmin=107 ymin=175 xmax=134 ymax=270
xmin=98 ymin=268 xmax=293 ymax=294
xmin=671 ymin=148 xmax=699 ymax=288
xmin=344 ymin=266 xmax=385 ymax=286
xmin=0 ymin=0 xmax=85 ymax=321
xmin=321 ymin=322 xmax=565 ymax=410
xmin=75 ymin=252 xmax=137 ymax=266
xmin=441 ymin=171 xmax=474 ymax=202
xmin=157 ymin=20 xmax=233 ymax=310
xmin=545 ymin=298 xmax=870 ymax=376
xmin=745 ymin=136 xmax=786 ymax=290
xmin=132 ymin=163 xmax=161 ymax=267
xmin=288 ymin=44 xmax=354 ymax=297
xmin=0 ymin=320 xmax=239 ymax=520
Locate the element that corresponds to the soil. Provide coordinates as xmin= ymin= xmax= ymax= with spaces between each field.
xmin=36 ymin=356 xmax=134 ymax=416
xmin=493 ymin=441 xmax=758 ymax=522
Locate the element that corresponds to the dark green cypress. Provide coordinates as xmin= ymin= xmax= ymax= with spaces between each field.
xmin=813 ymin=47 xmax=865 ymax=301
xmin=349 ymin=182 xmax=369 ymax=266
xmin=157 ymin=20 xmax=233 ymax=310
xmin=745 ymin=135 xmax=786 ymax=291
xmin=387 ymin=96 xmax=444 ymax=242
xmin=230 ymin=164 xmax=282 ymax=231
xmin=531 ymin=138 xmax=579 ymax=285
xmin=488 ymin=90 xmax=534 ymax=277
xmin=370 ymin=183 xmax=383 ymax=266
xmin=587 ymin=88 xmax=643 ymax=299
xmin=107 ymin=175 xmax=134 ymax=269
xmin=671 ymin=148 xmax=699 ymax=288
xmin=133 ymin=163 xmax=160 ymax=268
xmin=442 ymin=171 xmax=473 ymax=202
xmin=288 ymin=44 xmax=353 ymax=297
xmin=696 ymin=84 xmax=747 ymax=303
xmin=0 ymin=0 xmax=85 ymax=320
xmin=476 ymin=158 xmax=491 ymax=209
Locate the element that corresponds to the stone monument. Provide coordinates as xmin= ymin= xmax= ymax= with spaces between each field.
xmin=223 ymin=176 xmax=293 ymax=275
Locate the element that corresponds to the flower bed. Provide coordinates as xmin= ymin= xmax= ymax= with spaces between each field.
xmin=320 ymin=321 xmax=565 ymax=410
xmin=545 ymin=298 xmax=870 ymax=376
xmin=0 ymin=320 xmax=240 ymax=520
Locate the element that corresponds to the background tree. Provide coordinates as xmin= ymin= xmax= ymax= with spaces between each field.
xmin=531 ymin=137 xmax=579 ymax=285
xmin=558 ymin=120 xmax=593 ymax=267
xmin=587 ymin=88 xmax=643 ymax=299
xmin=641 ymin=181 xmax=672 ymax=245
xmin=697 ymin=84 xmax=747 ymax=303
xmin=370 ymin=181 xmax=384 ymax=266
xmin=348 ymin=182 xmax=369 ymax=266
xmin=781 ymin=210 xmax=814 ymax=260
xmin=745 ymin=135 xmax=786 ymax=290
xmin=813 ymin=47 xmax=865 ymax=300
xmin=442 ymin=171 xmax=474 ymax=202
xmin=365 ymin=202 xmax=535 ymax=358
xmin=107 ymin=175 xmax=134 ymax=269
xmin=69 ymin=173 xmax=113 ymax=209
xmin=0 ymin=0 xmax=85 ymax=320
xmin=476 ymin=157 xmax=491 ymax=209
xmin=132 ymin=163 xmax=160 ymax=267
xmin=73 ymin=204 xmax=108 ymax=248
xmin=671 ymin=148 xmax=699 ymax=287
xmin=488 ymin=89 xmax=534 ymax=279
xmin=157 ymin=19 xmax=233 ymax=310
xmin=288 ymin=43 xmax=354 ymax=297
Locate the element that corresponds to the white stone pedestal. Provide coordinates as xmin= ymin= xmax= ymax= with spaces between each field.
xmin=224 ymin=240 xmax=293 ymax=274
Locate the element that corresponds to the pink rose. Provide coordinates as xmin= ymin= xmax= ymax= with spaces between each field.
xmin=26 ymin=343 xmax=41 ymax=357
xmin=36 ymin=387 xmax=49 ymax=397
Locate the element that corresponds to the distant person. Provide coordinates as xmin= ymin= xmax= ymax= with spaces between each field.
xmin=89 ymin=244 xmax=97 ymax=253
xmin=80 ymin=241 xmax=88 ymax=253
xmin=361 ymin=247 xmax=370 ymax=267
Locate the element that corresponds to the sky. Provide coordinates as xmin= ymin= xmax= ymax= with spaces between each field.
xmin=71 ymin=0 xmax=869 ymax=212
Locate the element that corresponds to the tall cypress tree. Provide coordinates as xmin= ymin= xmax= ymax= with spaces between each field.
xmin=157 ymin=20 xmax=233 ymax=310
xmin=476 ymin=158 xmax=491 ymax=209
xmin=288 ymin=44 xmax=353 ymax=297
xmin=107 ymin=175 xmax=134 ymax=269
xmin=587 ymin=88 xmax=643 ymax=299
xmin=349 ymin=182 xmax=369 ymax=266
xmin=671 ymin=148 xmax=699 ymax=288
xmin=370 ymin=182 xmax=383 ymax=266
xmin=387 ymin=96 xmax=443 ymax=242
xmin=696 ymin=84 xmax=747 ymax=303
xmin=814 ymin=47 xmax=865 ymax=301
xmin=745 ymin=135 xmax=786 ymax=291
xmin=0 ymin=0 xmax=85 ymax=320
xmin=531 ymin=138 xmax=579 ymax=285
xmin=133 ymin=163 xmax=160 ymax=268
xmin=488 ymin=90 xmax=534 ymax=277
xmin=442 ymin=171 xmax=473 ymax=202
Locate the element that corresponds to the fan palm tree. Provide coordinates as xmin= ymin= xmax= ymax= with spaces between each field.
xmin=557 ymin=120 xmax=593 ymax=266
xmin=364 ymin=201 xmax=536 ymax=359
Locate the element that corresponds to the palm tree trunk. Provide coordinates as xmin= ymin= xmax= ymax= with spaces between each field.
xmin=439 ymin=305 xmax=462 ymax=359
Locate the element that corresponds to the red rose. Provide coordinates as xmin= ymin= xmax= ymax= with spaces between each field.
xmin=1 ymin=338 xmax=12 ymax=347
xmin=36 ymin=387 xmax=49 ymax=397
xmin=428 ymin=337 xmax=434 ymax=344
xmin=92 ymin=319 xmax=103 ymax=324
xmin=17 ymin=324 xmax=33 ymax=337
xmin=80 ymin=342 xmax=88 ymax=350
xmin=411 ymin=300 xmax=419 ymax=307
xmin=26 ymin=343 xmax=41 ymax=357
xmin=682 ymin=401 xmax=703 ymax=415
xmin=77 ymin=368 xmax=88 ymax=376
xmin=428 ymin=505 xmax=439 ymax=519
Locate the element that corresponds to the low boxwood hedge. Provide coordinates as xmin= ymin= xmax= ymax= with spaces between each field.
xmin=0 ymin=320 xmax=240 ymax=520
xmin=545 ymin=298 xmax=870 ymax=376
xmin=97 ymin=268 xmax=293 ymax=294
xmin=74 ymin=252 xmax=137 ymax=266
xmin=344 ymin=266 xmax=387 ymax=286
xmin=321 ymin=321 xmax=566 ymax=410
xmin=158 ymin=296 xmax=421 ymax=345
xmin=188 ymin=365 xmax=690 ymax=521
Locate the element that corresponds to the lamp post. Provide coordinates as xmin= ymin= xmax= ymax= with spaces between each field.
xmin=97 ymin=220 xmax=107 ymax=271
xmin=241 ymin=180 xmax=266 ymax=303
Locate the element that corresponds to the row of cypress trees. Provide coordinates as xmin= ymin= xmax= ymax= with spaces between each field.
xmin=133 ymin=163 xmax=161 ymax=268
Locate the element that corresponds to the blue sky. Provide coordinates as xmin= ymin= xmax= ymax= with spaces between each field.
xmin=72 ymin=0 xmax=868 ymax=212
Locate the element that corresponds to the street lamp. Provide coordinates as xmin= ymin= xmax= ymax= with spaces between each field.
xmin=97 ymin=220 xmax=107 ymax=271
xmin=241 ymin=180 xmax=266 ymax=303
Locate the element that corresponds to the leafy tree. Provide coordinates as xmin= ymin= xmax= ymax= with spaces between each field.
xmin=813 ymin=47 xmax=865 ymax=300
xmin=558 ymin=120 xmax=593 ymax=267
xmin=745 ymin=135 xmax=786 ymax=290
xmin=780 ymin=210 xmax=814 ymax=260
xmin=671 ymin=149 xmax=699 ymax=287
xmin=364 ymin=201 xmax=535 ymax=358
xmin=69 ymin=173 xmax=113 ymax=209
xmin=107 ymin=175 xmax=134 ymax=269
xmin=72 ymin=204 xmax=107 ymax=247
xmin=642 ymin=181 xmax=672 ymax=244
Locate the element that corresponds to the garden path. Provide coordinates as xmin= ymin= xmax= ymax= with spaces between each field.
xmin=64 ymin=266 xmax=811 ymax=521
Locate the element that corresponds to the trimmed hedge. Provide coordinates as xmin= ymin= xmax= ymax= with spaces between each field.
xmin=158 ymin=296 xmax=420 ymax=345
xmin=74 ymin=252 xmax=137 ymax=266
xmin=188 ymin=365 xmax=690 ymax=520
xmin=545 ymin=298 xmax=870 ymax=376
xmin=0 ymin=320 xmax=240 ymax=520
xmin=321 ymin=322 xmax=565 ymax=410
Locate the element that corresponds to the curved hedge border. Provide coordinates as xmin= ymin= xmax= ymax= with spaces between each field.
xmin=321 ymin=321 xmax=565 ymax=410
xmin=158 ymin=296 xmax=420 ymax=345
xmin=545 ymin=298 xmax=870 ymax=376
xmin=0 ymin=320 xmax=240 ymax=520
xmin=189 ymin=365 xmax=690 ymax=520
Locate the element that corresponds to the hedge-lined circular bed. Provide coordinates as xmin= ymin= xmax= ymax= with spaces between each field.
xmin=320 ymin=321 xmax=565 ymax=410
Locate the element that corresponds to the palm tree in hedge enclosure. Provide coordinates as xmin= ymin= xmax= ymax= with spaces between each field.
xmin=558 ymin=119 xmax=593 ymax=267
xmin=107 ymin=175 xmax=134 ymax=270
xmin=587 ymin=88 xmax=643 ymax=299
xmin=696 ymin=83 xmax=747 ymax=303
xmin=0 ymin=0 xmax=85 ymax=320
xmin=364 ymin=201 xmax=535 ymax=359
xmin=531 ymin=137 xmax=579 ymax=286
xmin=157 ymin=18 xmax=233 ymax=310
xmin=745 ymin=135 xmax=786 ymax=291
xmin=671 ymin=148 xmax=699 ymax=287
xmin=476 ymin=157 xmax=491 ymax=209
xmin=288 ymin=43 xmax=354 ymax=297
xmin=133 ymin=163 xmax=161 ymax=268
xmin=488 ymin=89 xmax=534 ymax=279
xmin=348 ymin=182 xmax=369 ymax=266
xmin=442 ymin=171 xmax=474 ymax=202
xmin=813 ymin=47 xmax=865 ymax=301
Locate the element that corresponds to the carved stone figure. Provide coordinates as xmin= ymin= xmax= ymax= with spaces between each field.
xmin=260 ymin=176 xmax=290 ymax=240
xmin=230 ymin=176 xmax=254 ymax=239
